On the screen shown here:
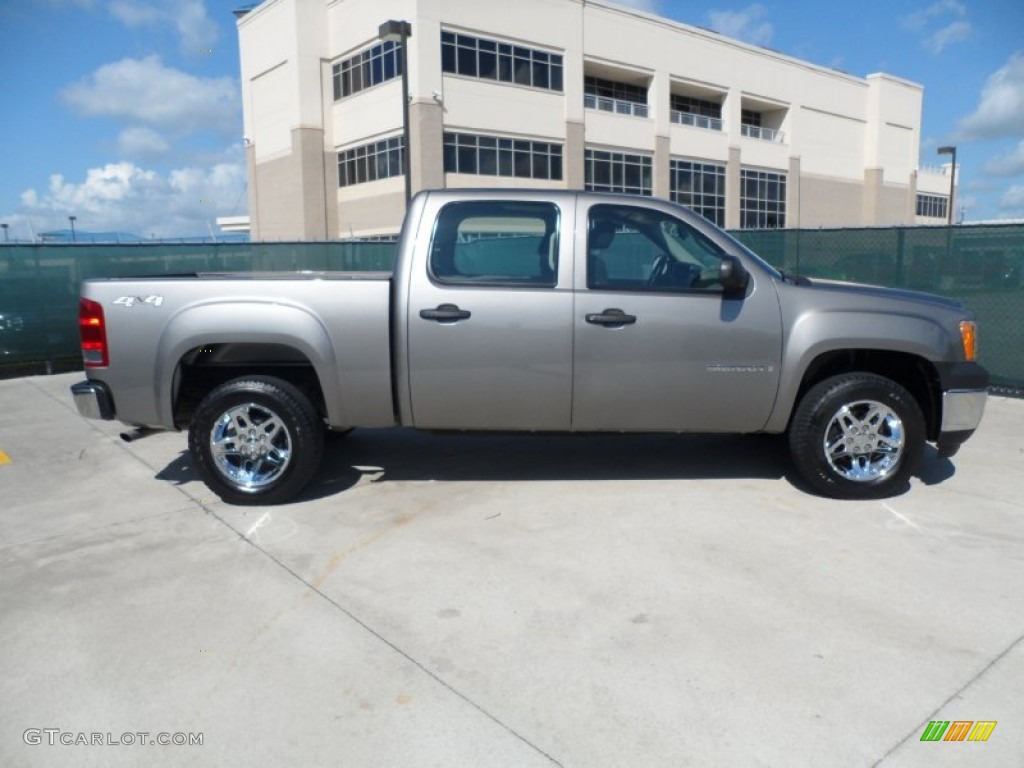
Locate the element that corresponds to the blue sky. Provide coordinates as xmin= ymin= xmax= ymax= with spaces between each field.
xmin=0 ymin=0 xmax=1022 ymax=239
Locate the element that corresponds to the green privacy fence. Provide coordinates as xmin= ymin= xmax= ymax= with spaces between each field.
xmin=0 ymin=225 xmax=1021 ymax=393
xmin=729 ymin=225 xmax=1023 ymax=394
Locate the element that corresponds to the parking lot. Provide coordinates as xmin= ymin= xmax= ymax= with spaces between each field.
xmin=1 ymin=371 xmax=1022 ymax=767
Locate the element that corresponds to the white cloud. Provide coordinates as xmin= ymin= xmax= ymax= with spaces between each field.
xmin=16 ymin=155 xmax=247 ymax=238
xmin=982 ymin=139 xmax=1024 ymax=177
xmin=117 ymin=126 xmax=171 ymax=157
xmin=902 ymin=0 xmax=969 ymax=54
xmin=999 ymin=184 xmax=1024 ymax=213
xmin=108 ymin=0 xmax=217 ymax=55
xmin=706 ymin=5 xmax=773 ymax=46
xmin=957 ymin=52 xmax=1024 ymax=140
xmin=902 ymin=0 xmax=966 ymax=31
xmin=61 ymin=55 xmax=239 ymax=137
xmin=924 ymin=20 xmax=971 ymax=54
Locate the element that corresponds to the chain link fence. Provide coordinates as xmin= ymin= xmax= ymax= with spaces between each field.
xmin=0 ymin=225 xmax=1021 ymax=393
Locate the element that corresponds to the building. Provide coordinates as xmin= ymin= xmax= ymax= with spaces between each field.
xmin=236 ymin=0 xmax=955 ymax=240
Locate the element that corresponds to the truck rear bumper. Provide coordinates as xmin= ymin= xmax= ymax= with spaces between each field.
xmin=71 ymin=380 xmax=115 ymax=421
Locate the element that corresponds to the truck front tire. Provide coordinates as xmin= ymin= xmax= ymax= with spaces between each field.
xmin=788 ymin=373 xmax=925 ymax=499
xmin=189 ymin=376 xmax=324 ymax=506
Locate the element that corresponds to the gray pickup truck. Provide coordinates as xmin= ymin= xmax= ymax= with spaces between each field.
xmin=72 ymin=190 xmax=988 ymax=504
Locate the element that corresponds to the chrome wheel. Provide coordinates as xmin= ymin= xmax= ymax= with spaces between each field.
xmin=822 ymin=399 xmax=904 ymax=482
xmin=210 ymin=402 xmax=293 ymax=491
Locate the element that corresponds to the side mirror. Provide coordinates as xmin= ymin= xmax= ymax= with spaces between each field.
xmin=720 ymin=255 xmax=750 ymax=295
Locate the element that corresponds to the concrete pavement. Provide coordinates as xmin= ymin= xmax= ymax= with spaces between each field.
xmin=1 ymin=372 xmax=1022 ymax=767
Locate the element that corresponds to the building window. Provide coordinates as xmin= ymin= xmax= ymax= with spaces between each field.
xmin=585 ymin=149 xmax=652 ymax=196
xmin=740 ymin=168 xmax=786 ymax=228
xmin=584 ymin=76 xmax=649 ymax=117
xmin=441 ymin=31 xmax=563 ymax=91
xmin=916 ymin=193 xmax=949 ymax=219
xmin=670 ymin=94 xmax=723 ymax=131
xmin=338 ymin=136 xmax=405 ymax=188
xmin=443 ymin=133 xmax=563 ymax=180
xmin=332 ymin=41 xmax=402 ymax=100
xmin=670 ymin=160 xmax=726 ymax=227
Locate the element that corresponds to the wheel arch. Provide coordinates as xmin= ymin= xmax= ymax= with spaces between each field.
xmin=785 ymin=349 xmax=942 ymax=441
xmin=153 ymin=301 xmax=342 ymax=429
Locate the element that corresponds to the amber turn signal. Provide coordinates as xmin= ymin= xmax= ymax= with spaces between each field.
xmin=959 ymin=320 xmax=977 ymax=362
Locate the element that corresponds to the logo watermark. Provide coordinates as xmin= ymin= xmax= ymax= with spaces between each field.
xmin=23 ymin=729 xmax=203 ymax=747
xmin=920 ymin=720 xmax=997 ymax=742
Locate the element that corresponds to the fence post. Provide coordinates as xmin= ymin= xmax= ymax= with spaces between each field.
xmin=896 ymin=228 xmax=906 ymax=287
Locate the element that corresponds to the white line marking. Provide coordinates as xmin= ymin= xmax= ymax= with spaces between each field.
xmin=246 ymin=512 xmax=270 ymax=539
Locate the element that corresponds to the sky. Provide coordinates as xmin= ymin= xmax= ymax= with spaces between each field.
xmin=0 ymin=0 xmax=1022 ymax=240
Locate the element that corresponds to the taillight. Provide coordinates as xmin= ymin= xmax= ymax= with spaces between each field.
xmin=79 ymin=298 xmax=109 ymax=367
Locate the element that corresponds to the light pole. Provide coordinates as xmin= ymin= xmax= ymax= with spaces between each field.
xmin=68 ymin=215 xmax=77 ymax=242
xmin=937 ymin=146 xmax=956 ymax=226
xmin=378 ymin=20 xmax=413 ymax=208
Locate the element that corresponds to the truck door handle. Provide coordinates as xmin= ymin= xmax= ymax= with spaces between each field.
xmin=420 ymin=304 xmax=472 ymax=322
xmin=585 ymin=308 xmax=636 ymax=327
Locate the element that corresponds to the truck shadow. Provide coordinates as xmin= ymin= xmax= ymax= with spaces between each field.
xmin=155 ymin=429 xmax=954 ymax=503
xmin=303 ymin=429 xmax=955 ymax=502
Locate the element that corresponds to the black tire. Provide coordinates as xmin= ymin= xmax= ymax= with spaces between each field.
xmin=788 ymin=373 xmax=925 ymax=499
xmin=188 ymin=376 xmax=324 ymax=506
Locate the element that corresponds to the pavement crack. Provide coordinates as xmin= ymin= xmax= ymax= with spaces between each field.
xmin=871 ymin=630 xmax=1024 ymax=766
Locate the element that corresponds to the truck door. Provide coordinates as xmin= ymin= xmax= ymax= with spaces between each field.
xmin=572 ymin=200 xmax=783 ymax=432
xmin=406 ymin=199 xmax=573 ymax=430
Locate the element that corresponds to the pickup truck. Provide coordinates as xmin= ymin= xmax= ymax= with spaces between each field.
xmin=71 ymin=190 xmax=989 ymax=505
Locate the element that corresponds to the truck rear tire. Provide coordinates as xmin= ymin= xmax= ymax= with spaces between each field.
xmin=189 ymin=376 xmax=324 ymax=506
xmin=788 ymin=373 xmax=925 ymax=499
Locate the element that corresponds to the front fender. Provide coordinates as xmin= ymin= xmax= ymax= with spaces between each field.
xmin=765 ymin=309 xmax=951 ymax=432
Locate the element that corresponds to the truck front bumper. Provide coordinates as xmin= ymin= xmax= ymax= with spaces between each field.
xmin=71 ymin=379 xmax=115 ymax=421
xmin=936 ymin=388 xmax=987 ymax=458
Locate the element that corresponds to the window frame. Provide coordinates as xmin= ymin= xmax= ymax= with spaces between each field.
xmin=441 ymin=30 xmax=564 ymax=93
xmin=332 ymin=40 xmax=403 ymax=100
xmin=427 ymin=200 xmax=562 ymax=289
xmin=670 ymin=159 xmax=726 ymax=227
xmin=586 ymin=203 xmax=728 ymax=294
xmin=739 ymin=168 xmax=787 ymax=229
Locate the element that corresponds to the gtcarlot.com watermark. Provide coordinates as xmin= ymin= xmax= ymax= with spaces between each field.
xmin=24 ymin=729 xmax=203 ymax=747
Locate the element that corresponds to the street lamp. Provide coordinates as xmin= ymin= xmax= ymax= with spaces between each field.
xmin=378 ymin=19 xmax=413 ymax=208
xmin=937 ymin=146 xmax=956 ymax=226
xmin=68 ymin=215 xmax=77 ymax=242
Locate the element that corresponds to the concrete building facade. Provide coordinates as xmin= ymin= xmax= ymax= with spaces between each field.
xmin=236 ymin=0 xmax=956 ymax=240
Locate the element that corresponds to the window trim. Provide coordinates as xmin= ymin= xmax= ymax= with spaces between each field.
xmin=337 ymin=136 xmax=405 ymax=188
xmin=584 ymin=148 xmax=653 ymax=197
xmin=586 ymin=203 xmax=728 ymax=295
xmin=916 ymin=193 xmax=949 ymax=219
xmin=739 ymin=167 xmax=787 ymax=229
xmin=670 ymin=158 xmax=726 ymax=228
xmin=427 ymin=200 xmax=562 ymax=289
xmin=443 ymin=132 xmax=563 ymax=181
xmin=332 ymin=40 xmax=403 ymax=101
xmin=440 ymin=30 xmax=564 ymax=93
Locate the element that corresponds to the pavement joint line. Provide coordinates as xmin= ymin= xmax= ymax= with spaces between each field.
xmin=33 ymin=377 xmax=564 ymax=766
xmin=871 ymin=630 xmax=1024 ymax=766
xmin=197 ymin=499 xmax=565 ymax=768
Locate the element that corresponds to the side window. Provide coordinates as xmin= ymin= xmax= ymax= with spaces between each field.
xmin=430 ymin=201 xmax=560 ymax=287
xmin=587 ymin=204 xmax=726 ymax=292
